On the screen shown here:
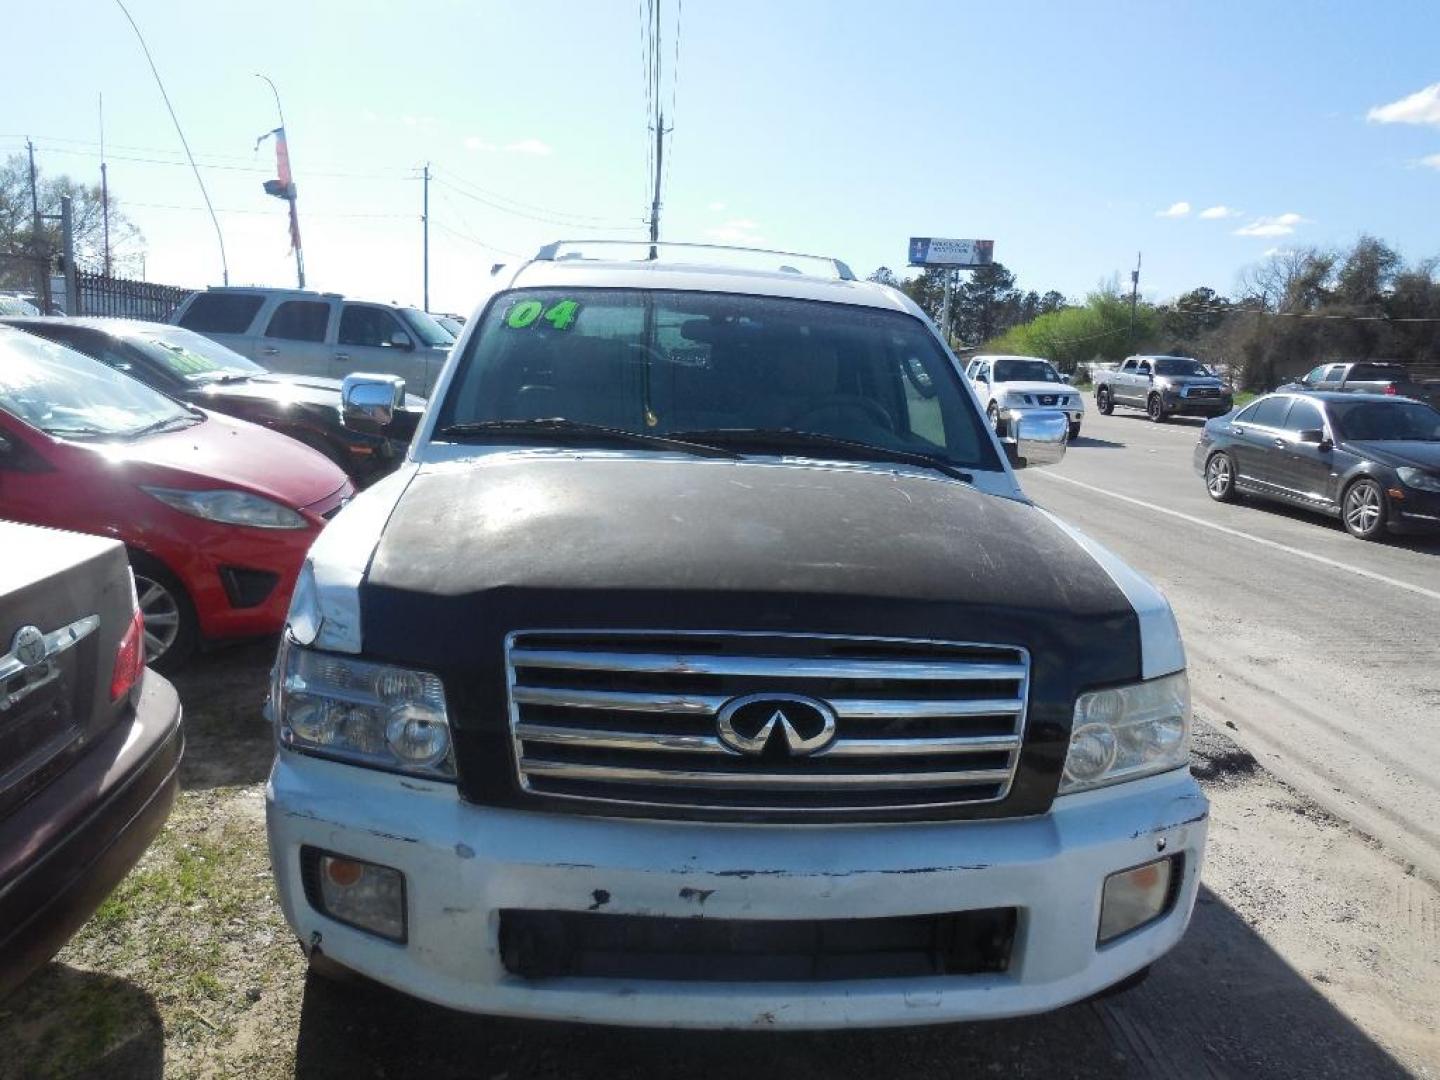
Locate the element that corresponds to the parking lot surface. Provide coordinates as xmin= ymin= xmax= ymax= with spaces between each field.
xmin=2 ymin=413 xmax=1438 ymax=1078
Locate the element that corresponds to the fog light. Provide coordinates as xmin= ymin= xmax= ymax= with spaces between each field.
xmin=1098 ymin=856 xmax=1177 ymax=944
xmin=302 ymin=847 xmax=407 ymax=942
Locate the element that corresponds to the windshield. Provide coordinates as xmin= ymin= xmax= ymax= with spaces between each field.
xmin=1154 ymin=357 xmax=1210 ymax=377
xmin=438 ymin=289 xmax=1000 ymax=471
xmin=0 ymin=329 xmax=194 ymax=439
xmin=1329 ymin=399 xmax=1440 ymax=441
xmin=992 ymin=358 xmax=1061 ymax=383
xmin=400 ymin=308 xmax=455 ymax=347
xmin=126 ymin=325 xmax=266 ymax=382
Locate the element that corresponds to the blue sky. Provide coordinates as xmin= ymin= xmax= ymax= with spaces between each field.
xmin=6 ymin=1 xmax=1440 ymax=314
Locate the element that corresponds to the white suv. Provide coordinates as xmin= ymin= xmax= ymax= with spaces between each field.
xmin=171 ymin=287 xmax=454 ymax=396
xmin=967 ymin=354 xmax=1085 ymax=441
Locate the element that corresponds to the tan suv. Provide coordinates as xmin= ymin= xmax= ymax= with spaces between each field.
xmin=171 ymin=287 xmax=454 ymax=396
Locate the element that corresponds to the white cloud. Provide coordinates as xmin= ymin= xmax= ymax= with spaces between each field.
xmin=705 ymin=219 xmax=763 ymax=243
xmin=1421 ymin=153 xmax=1440 ymax=170
xmin=707 ymin=200 xmax=727 ymax=212
xmin=1198 ymin=205 xmax=1241 ymax=220
xmin=1155 ymin=201 xmax=1191 ymax=218
xmin=1367 ymin=82 xmax=1440 ymax=126
xmin=504 ymin=138 xmax=552 ymax=155
xmin=463 ymin=136 xmax=496 ymax=152
xmin=1233 ymin=212 xmax=1309 ymax=238
xmin=1262 ymin=247 xmax=1289 ymax=258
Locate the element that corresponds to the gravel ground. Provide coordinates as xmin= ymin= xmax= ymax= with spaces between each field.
xmin=0 ymin=646 xmax=1436 ymax=1079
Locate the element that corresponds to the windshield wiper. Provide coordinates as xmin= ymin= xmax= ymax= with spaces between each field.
xmin=669 ymin=428 xmax=974 ymax=483
xmin=126 ymin=414 xmax=202 ymax=440
xmin=435 ymin=418 xmax=742 ymax=459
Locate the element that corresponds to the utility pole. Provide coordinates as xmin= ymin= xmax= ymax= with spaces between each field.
xmin=1129 ymin=251 xmax=1142 ymax=348
xmin=648 ymin=110 xmax=665 ymax=259
xmin=256 ymin=75 xmax=304 ymax=289
xmin=26 ymin=138 xmax=51 ymax=312
xmin=422 ymin=163 xmax=430 ymax=312
xmin=60 ymin=196 xmax=77 ymax=316
xmin=100 ymin=95 xmax=112 ymax=277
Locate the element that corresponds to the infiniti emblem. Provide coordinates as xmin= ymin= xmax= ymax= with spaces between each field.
xmin=11 ymin=626 xmax=46 ymax=669
xmin=716 ymin=693 xmax=838 ymax=757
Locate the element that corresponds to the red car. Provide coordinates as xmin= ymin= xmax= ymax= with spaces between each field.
xmin=0 ymin=326 xmax=352 ymax=670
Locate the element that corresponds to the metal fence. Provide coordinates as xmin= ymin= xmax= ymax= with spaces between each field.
xmin=71 ymin=269 xmax=192 ymax=322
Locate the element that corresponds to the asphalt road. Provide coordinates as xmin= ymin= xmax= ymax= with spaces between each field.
xmin=1024 ymin=406 xmax=1440 ymax=883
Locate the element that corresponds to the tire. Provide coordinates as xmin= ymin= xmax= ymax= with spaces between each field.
xmin=1096 ymin=387 xmax=1114 ymax=415
xmin=1205 ymin=451 xmax=1238 ymax=503
xmin=1341 ymin=478 xmax=1387 ymax=540
xmin=1147 ymin=394 xmax=1166 ymax=422
xmin=1092 ymin=964 xmax=1152 ymax=1000
xmin=1068 ymin=421 xmax=1082 ymax=442
xmin=127 ymin=551 xmax=199 ymax=673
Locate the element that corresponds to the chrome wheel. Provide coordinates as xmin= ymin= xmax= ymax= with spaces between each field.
xmin=1206 ymin=454 xmax=1233 ymax=500
xmin=134 ymin=572 xmax=181 ymax=661
xmin=1343 ymin=481 xmax=1384 ymax=539
xmin=1147 ymin=394 xmax=1164 ymax=422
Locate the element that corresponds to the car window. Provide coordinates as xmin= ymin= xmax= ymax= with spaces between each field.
xmin=1137 ymin=360 xmax=1152 ymax=375
xmin=1348 ymin=363 xmax=1404 ymax=382
xmin=1329 ymin=400 xmax=1440 ymax=441
xmin=439 ymin=288 xmax=1001 ymax=471
xmin=177 ymin=293 xmax=264 ymax=334
xmin=0 ymin=329 xmax=193 ymax=438
xmin=1246 ymin=396 xmax=1292 ymax=428
xmin=993 ymin=358 xmax=1060 ymax=383
xmin=265 ymin=301 xmax=331 ymax=342
xmin=1283 ymin=398 xmax=1325 ymax=434
xmin=973 ymin=362 xmax=988 ymax=381
xmin=128 ymin=327 xmax=266 ymax=382
xmin=1153 ymin=357 xmax=1208 ymax=377
xmin=1320 ymin=364 xmax=1347 ymax=385
xmin=398 ymin=308 xmax=453 ymax=347
xmin=339 ymin=304 xmax=411 ymax=348
xmin=1119 ymin=359 xmax=1135 ymax=372
xmin=1300 ymin=365 xmax=1327 ymax=386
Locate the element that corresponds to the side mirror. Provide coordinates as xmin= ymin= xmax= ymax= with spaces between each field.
xmin=1060 ymin=374 xmax=1072 ymax=384
xmin=342 ymin=374 xmax=407 ymax=435
xmin=1298 ymin=428 xmax=1332 ymax=450
xmin=389 ymin=330 xmax=414 ymax=351
xmin=1004 ymin=410 xmax=1068 ymax=469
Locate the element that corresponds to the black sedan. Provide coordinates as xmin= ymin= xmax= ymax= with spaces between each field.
xmin=1194 ymin=391 xmax=1440 ymax=540
xmin=2 ymin=317 xmax=422 ymax=487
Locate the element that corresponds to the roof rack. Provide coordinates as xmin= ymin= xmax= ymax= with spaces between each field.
xmin=532 ymin=240 xmax=856 ymax=281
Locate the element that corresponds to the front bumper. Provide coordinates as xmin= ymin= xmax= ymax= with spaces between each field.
xmin=0 ymin=672 xmax=182 ymax=996
xmin=267 ymin=754 xmax=1208 ymax=1029
xmin=1390 ymin=485 xmax=1440 ymax=533
xmin=1161 ymin=392 xmax=1232 ymax=418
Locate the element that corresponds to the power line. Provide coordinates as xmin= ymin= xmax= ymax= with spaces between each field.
xmin=13 ymin=140 xmax=411 ymax=181
xmin=429 ymin=220 xmax=524 ymax=259
xmin=114 ymin=0 xmax=228 ymax=284
xmin=430 ymin=174 xmax=644 ymax=233
xmin=430 ymin=165 xmax=641 ymax=226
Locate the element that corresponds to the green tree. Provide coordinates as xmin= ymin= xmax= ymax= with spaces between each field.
xmin=0 ymin=153 xmax=144 ymax=289
xmin=866 ymin=266 xmax=900 ymax=286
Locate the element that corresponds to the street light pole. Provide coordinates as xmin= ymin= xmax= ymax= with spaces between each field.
xmin=257 ymin=73 xmax=304 ymax=289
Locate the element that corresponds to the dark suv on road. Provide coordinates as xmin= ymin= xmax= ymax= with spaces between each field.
xmin=264 ymin=242 xmax=1207 ymax=1030
xmin=1096 ymin=355 xmax=1233 ymax=422
xmin=0 ymin=521 xmax=183 ymax=996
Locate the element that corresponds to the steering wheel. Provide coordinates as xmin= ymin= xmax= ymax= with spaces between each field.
xmin=791 ymin=395 xmax=896 ymax=432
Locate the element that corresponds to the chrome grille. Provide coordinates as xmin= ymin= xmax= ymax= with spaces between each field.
xmin=1186 ymin=387 xmax=1220 ymax=399
xmin=505 ymin=631 xmax=1030 ymax=818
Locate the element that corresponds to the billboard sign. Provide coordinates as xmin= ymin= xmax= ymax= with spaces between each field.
xmin=908 ymin=237 xmax=994 ymax=268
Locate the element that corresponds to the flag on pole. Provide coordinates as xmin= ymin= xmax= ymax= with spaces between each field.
xmin=256 ymin=126 xmax=301 ymax=253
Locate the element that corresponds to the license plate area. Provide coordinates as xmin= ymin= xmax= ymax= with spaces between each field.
xmin=499 ymin=907 xmax=1017 ymax=982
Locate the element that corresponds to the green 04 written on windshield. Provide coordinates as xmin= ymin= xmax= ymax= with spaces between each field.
xmin=434 ymin=287 xmax=1003 ymax=476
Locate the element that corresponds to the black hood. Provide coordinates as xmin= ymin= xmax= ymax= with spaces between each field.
xmin=359 ymin=454 xmax=1143 ymax=819
xmin=1344 ymin=440 xmax=1440 ymax=470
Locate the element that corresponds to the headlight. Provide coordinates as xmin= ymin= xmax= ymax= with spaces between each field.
xmin=143 ymin=486 xmax=306 ymax=529
xmin=1060 ymin=671 xmax=1191 ymax=794
xmin=273 ymin=637 xmax=455 ymax=779
xmin=1397 ymin=467 xmax=1440 ymax=493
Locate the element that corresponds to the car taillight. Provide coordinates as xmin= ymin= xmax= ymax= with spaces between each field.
xmin=1384 ymin=384 xmax=1398 ymax=395
xmin=111 ymin=606 xmax=146 ymax=702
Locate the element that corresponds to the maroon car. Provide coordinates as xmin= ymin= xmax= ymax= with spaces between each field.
xmin=0 ymin=520 xmax=182 ymax=996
